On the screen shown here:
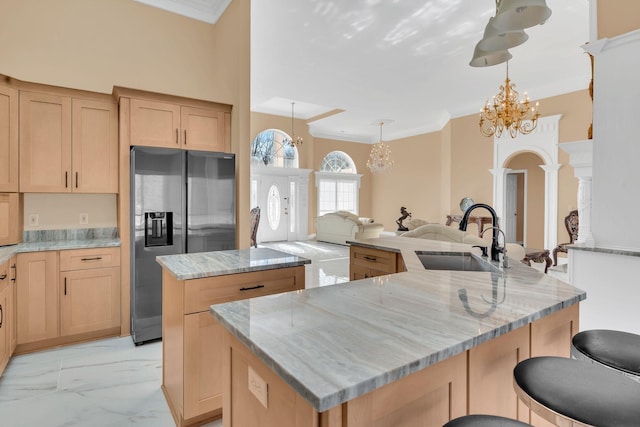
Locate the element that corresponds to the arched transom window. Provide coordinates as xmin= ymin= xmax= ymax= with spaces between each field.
xmin=320 ymin=151 xmax=357 ymax=174
xmin=250 ymin=129 xmax=299 ymax=168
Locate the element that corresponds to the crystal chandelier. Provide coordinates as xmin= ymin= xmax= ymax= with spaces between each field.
xmin=367 ymin=121 xmax=394 ymax=173
xmin=479 ymin=62 xmax=540 ymax=138
xmin=287 ymin=102 xmax=303 ymax=147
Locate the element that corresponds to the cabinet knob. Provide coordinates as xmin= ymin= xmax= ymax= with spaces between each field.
xmin=176 ymin=128 xmax=179 ymax=145
xmin=184 ymin=129 xmax=187 ymax=145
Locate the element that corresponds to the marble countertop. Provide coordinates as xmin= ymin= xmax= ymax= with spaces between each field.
xmin=210 ymin=236 xmax=586 ymax=412
xmin=0 ymin=238 xmax=121 ymax=265
xmin=568 ymin=242 xmax=640 ymax=258
xmin=157 ymin=247 xmax=311 ymax=280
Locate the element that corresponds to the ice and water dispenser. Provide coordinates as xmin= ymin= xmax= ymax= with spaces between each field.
xmin=144 ymin=212 xmax=173 ymax=247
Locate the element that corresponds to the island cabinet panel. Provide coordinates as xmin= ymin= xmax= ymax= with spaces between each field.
xmin=529 ymin=303 xmax=579 ymax=427
xmin=0 ymin=84 xmax=19 ymax=192
xmin=468 ymin=324 xmax=531 ymax=423
xmin=350 ymin=246 xmax=404 ymax=280
xmin=162 ymin=265 xmax=305 ymax=427
xmin=225 ymin=332 xmax=318 ymax=427
xmin=345 ymin=351 xmax=467 ymax=427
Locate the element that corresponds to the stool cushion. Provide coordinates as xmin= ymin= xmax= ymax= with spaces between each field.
xmin=444 ymin=414 xmax=531 ymax=426
xmin=572 ymin=329 xmax=640 ymax=376
xmin=514 ymin=356 xmax=640 ymax=427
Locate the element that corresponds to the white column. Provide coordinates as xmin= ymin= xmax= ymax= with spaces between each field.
xmin=576 ymin=176 xmax=594 ymax=245
xmin=490 ymin=167 xmax=511 ymax=227
xmin=540 ymin=164 xmax=562 ymax=251
xmin=560 ymin=140 xmax=594 ymax=246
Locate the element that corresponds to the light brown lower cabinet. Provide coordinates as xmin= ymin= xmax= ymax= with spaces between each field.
xmin=349 ymin=246 xmax=405 ymax=280
xmin=221 ymin=303 xmax=579 ymax=427
xmin=161 ymin=265 xmax=306 ymax=427
xmin=0 ymin=257 xmax=16 ymax=376
xmin=16 ymin=247 xmax=121 ymax=354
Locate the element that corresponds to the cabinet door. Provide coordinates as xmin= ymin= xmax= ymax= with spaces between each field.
xmin=0 ymin=280 xmax=9 ymax=374
xmin=19 ymin=91 xmax=72 ymax=192
xmin=60 ymin=266 xmax=120 ymax=336
xmin=183 ymin=311 xmax=224 ymax=419
xmin=181 ymin=106 xmax=229 ymax=152
xmin=0 ymin=85 xmax=18 ymax=192
xmin=0 ymin=193 xmax=22 ymax=246
xmin=130 ymin=99 xmax=181 ymax=148
xmin=16 ymin=252 xmax=59 ymax=344
xmin=468 ymin=324 xmax=530 ymax=423
xmin=9 ymin=256 xmax=16 ymax=354
xmin=0 ymin=260 xmax=10 ymax=373
xmin=72 ymin=99 xmax=118 ymax=193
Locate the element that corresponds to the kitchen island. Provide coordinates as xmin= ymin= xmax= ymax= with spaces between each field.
xmin=156 ymin=248 xmax=310 ymax=427
xmin=210 ymin=236 xmax=586 ymax=426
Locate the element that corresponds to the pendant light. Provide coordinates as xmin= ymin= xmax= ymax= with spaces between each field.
xmin=492 ymin=0 xmax=552 ymax=31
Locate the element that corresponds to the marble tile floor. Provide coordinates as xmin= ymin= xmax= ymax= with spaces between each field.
xmin=0 ymin=240 xmax=349 ymax=427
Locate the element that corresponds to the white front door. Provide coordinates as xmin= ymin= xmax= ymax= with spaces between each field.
xmin=260 ymin=176 xmax=290 ymax=242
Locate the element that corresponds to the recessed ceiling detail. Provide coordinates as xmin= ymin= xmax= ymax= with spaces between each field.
xmin=134 ymin=0 xmax=231 ymax=24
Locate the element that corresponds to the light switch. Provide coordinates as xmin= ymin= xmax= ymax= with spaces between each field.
xmin=248 ymin=366 xmax=268 ymax=408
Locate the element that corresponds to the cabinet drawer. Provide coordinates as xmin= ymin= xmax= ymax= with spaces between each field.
xmin=184 ymin=266 xmax=305 ymax=314
xmin=59 ymin=247 xmax=120 ymax=271
xmin=350 ymin=246 xmax=398 ymax=274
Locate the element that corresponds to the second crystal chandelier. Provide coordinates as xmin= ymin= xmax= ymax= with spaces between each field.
xmin=367 ymin=121 xmax=394 ymax=173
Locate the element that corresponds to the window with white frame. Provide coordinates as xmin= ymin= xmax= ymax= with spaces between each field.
xmin=316 ymin=151 xmax=361 ymax=216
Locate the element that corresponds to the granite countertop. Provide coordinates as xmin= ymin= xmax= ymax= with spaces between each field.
xmin=156 ymin=247 xmax=311 ymax=280
xmin=0 ymin=238 xmax=121 ymax=265
xmin=568 ymin=242 xmax=640 ymax=258
xmin=210 ymin=236 xmax=586 ymax=413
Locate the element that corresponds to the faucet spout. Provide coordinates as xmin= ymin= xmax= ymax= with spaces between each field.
xmin=458 ymin=203 xmax=501 ymax=262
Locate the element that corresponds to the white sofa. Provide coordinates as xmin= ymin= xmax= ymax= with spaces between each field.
xmin=314 ymin=211 xmax=384 ymax=245
xmin=401 ymin=224 xmax=526 ymax=261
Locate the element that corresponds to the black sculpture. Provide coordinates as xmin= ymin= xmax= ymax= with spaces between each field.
xmin=396 ymin=206 xmax=412 ymax=231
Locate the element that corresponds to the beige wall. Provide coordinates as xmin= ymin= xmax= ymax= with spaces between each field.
xmin=371 ymin=132 xmax=442 ymax=231
xmin=23 ymin=194 xmax=117 ymax=230
xmin=598 ymin=1 xmax=640 ymax=39
xmin=1 ymin=0 xmax=251 ymax=245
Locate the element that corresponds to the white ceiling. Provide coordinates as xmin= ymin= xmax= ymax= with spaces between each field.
xmin=143 ymin=0 xmax=592 ymax=143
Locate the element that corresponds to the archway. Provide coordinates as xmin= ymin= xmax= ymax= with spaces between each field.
xmin=491 ymin=115 xmax=562 ymax=251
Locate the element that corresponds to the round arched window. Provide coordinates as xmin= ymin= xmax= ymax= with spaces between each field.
xmin=320 ymin=151 xmax=357 ymax=173
xmin=250 ymin=129 xmax=299 ymax=168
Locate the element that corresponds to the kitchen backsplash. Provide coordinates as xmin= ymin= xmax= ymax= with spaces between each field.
xmin=23 ymin=227 xmax=118 ymax=242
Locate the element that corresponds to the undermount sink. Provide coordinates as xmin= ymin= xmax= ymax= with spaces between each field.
xmin=415 ymin=251 xmax=499 ymax=272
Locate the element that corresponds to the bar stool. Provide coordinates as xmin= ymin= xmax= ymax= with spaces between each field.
xmin=513 ymin=356 xmax=640 ymax=427
xmin=444 ymin=414 xmax=531 ymax=426
xmin=571 ymin=329 xmax=640 ymax=382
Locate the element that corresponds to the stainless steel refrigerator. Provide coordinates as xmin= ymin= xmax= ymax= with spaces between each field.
xmin=130 ymin=146 xmax=236 ymax=345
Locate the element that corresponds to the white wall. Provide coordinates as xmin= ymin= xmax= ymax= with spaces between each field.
xmin=591 ymin=30 xmax=640 ymax=250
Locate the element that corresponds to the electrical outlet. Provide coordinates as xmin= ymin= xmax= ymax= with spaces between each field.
xmin=80 ymin=213 xmax=89 ymax=225
xmin=28 ymin=214 xmax=39 ymax=226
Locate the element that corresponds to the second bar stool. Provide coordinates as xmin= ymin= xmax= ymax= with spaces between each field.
xmin=514 ymin=356 xmax=640 ymax=427
xmin=571 ymin=329 xmax=640 ymax=382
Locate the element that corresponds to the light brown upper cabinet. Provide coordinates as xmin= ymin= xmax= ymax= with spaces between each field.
xmin=19 ymin=90 xmax=118 ymax=193
xmin=117 ymin=87 xmax=232 ymax=153
xmin=0 ymin=84 xmax=18 ymax=192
